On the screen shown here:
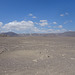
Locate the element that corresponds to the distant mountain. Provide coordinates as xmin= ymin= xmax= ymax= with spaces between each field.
xmin=31 ymin=33 xmax=57 ymax=37
xmin=20 ymin=31 xmax=75 ymax=37
xmin=0 ymin=31 xmax=75 ymax=37
xmin=0 ymin=32 xmax=18 ymax=37
xmin=60 ymin=31 xmax=75 ymax=37
xmin=18 ymin=33 xmax=57 ymax=37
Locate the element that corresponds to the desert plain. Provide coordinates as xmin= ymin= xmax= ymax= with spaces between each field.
xmin=0 ymin=36 xmax=75 ymax=75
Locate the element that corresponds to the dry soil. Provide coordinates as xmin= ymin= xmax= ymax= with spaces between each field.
xmin=0 ymin=36 xmax=75 ymax=75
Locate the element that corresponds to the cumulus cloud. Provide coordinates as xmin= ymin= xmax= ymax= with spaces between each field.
xmin=64 ymin=20 xmax=72 ymax=24
xmin=0 ymin=20 xmax=66 ymax=33
xmin=0 ymin=22 xmax=3 ymax=26
xmin=65 ymin=12 xmax=69 ymax=15
xmin=70 ymin=20 xmax=72 ymax=22
xmin=48 ymin=26 xmax=51 ymax=27
xmin=47 ymin=28 xmax=67 ymax=33
xmin=29 ymin=13 xmax=33 ymax=16
xmin=2 ymin=20 xmax=34 ymax=29
xmin=1 ymin=20 xmax=41 ymax=33
xmin=53 ymin=25 xmax=63 ymax=28
xmin=58 ymin=25 xmax=63 ymax=28
xmin=39 ymin=20 xmax=48 ymax=26
xmin=39 ymin=22 xmax=48 ymax=26
xmin=29 ymin=13 xmax=37 ymax=19
xmin=60 ymin=14 xmax=64 ymax=17
xmin=53 ymin=22 xmax=57 ymax=24
xmin=64 ymin=21 xmax=68 ymax=24
xmin=60 ymin=12 xmax=69 ymax=17
xmin=40 ymin=20 xmax=47 ymax=22
xmin=32 ymin=16 xmax=37 ymax=18
xmin=35 ymin=22 xmax=38 ymax=25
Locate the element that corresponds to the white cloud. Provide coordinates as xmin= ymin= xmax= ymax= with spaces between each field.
xmin=60 ymin=14 xmax=64 ymax=17
xmin=1 ymin=20 xmax=51 ymax=33
xmin=0 ymin=20 xmax=67 ymax=33
xmin=2 ymin=20 xmax=34 ymax=29
xmin=69 ymin=30 xmax=72 ymax=31
xmin=32 ymin=16 xmax=37 ymax=18
xmin=60 ymin=12 xmax=69 ymax=17
xmin=48 ymin=26 xmax=51 ymax=27
xmin=0 ymin=22 xmax=3 ymax=26
xmin=35 ymin=22 xmax=38 ymax=25
xmin=60 ymin=29 xmax=67 ymax=32
xmin=40 ymin=20 xmax=47 ymax=22
xmin=39 ymin=22 xmax=48 ymax=26
xmin=58 ymin=25 xmax=63 ymax=28
xmin=29 ymin=13 xmax=37 ymax=19
xmin=64 ymin=21 xmax=67 ymax=24
xmin=64 ymin=20 xmax=72 ymax=24
xmin=53 ymin=25 xmax=63 ymax=28
xmin=53 ymin=22 xmax=57 ymax=24
xmin=65 ymin=12 xmax=69 ymax=15
xmin=47 ymin=29 xmax=67 ymax=33
xmin=39 ymin=20 xmax=48 ymax=26
xmin=70 ymin=20 xmax=72 ymax=22
xmin=2 ymin=20 xmax=39 ymax=33
xmin=29 ymin=13 xmax=33 ymax=16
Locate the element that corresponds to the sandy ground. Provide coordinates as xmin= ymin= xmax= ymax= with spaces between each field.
xmin=0 ymin=36 xmax=75 ymax=75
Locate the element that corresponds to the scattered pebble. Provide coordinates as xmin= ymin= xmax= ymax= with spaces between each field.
xmin=48 ymin=56 xmax=50 ymax=58
xmin=70 ymin=58 xmax=75 ymax=60
xmin=32 ymin=59 xmax=38 ymax=62
xmin=62 ymin=54 xmax=65 ymax=57
xmin=40 ymin=52 xmax=41 ymax=54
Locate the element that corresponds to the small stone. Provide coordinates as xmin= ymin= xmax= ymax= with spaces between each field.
xmin=70 ymin=58 xmax=75 ymax=60
xmin=33 ymin=59 xmax=38 ymax=62
xmin=40 ymin=52 xmax=41 ymax=54
xmin=48 ymin=56 xmax=50 ymax=58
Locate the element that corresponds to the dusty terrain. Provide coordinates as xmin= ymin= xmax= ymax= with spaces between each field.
xmin=0 ymin=36 xmax=75 ymax=75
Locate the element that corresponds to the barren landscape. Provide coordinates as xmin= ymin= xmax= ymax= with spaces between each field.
xmin=0 ymin=36 xmax=75 ymax=75
xmin=0 ymin=0 xmax=75 ymax=74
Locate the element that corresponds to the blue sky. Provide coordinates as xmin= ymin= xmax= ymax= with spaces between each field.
xmin=0 ymin=0 xmax=75 ymax=33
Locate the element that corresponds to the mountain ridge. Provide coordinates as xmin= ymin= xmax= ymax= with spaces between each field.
xmin=0 ymin=31 xmax=75 ymax=37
